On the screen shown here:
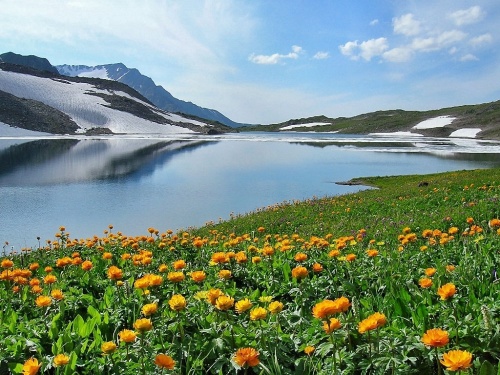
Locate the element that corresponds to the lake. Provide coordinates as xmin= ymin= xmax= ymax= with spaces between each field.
xmin=1 ymin=132 xmax=500 ymax=252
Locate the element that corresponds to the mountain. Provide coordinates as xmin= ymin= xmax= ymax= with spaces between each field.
xmin=56 ymin=63 xmax=246 ymax=128
xmin=0 ymin=52 xmax=59 ymax=75
xmin=0 ymin=61 xmax=234 ymax=135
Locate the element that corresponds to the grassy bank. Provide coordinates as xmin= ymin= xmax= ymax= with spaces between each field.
xmin=1 ymin=168 xmax=499 ymax=374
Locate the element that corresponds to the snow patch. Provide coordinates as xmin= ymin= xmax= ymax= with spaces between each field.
xmin=280 ymin=122 xmax=331 ymax=130
xmin=77 ymin=68 xmax=109 ymax=80
xmin=0 ymin=122 xmax=52 ymax=136
xmin=369 ymin=131 xmax=424 ymax=137
xmin=413 ymin=116 xmax=456 ymax=129
xmin=449 ymin=128 xmax=481 ymax=138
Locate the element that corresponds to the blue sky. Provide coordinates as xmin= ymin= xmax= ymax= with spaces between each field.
xmin=0 ymin=0 xmax=498 ymax=124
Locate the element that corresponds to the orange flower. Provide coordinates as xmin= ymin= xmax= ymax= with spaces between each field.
xmin=1 ymin=259 xmax=14 ymax=268
xmin=218 ymin=270 xmax=232 ymax=280
xmin=167 ymin=271 xmax=185 ymax=283
xmin=304 ymin=346 xmax=315 ymax=356
xmin=35 ymin=295 xmax=52 ymax=308
xmin=173 ymin=259 xmax=186 ymax=270
xmin=215 ymin=295 xmax=234 ymax=311
xmin=437 ymin=283 xmax=456 ymax=300
xmin=323 ymin=318 xmax=341 ymax=334
xmin=154 ymin=354 xmax=175 ymax=370
xmin=81 ymin=260 xmax=93 ymax=271
xmin=358 ymin=312 xmax=386 ymax=333
xmin=440 ymin=350 xmax=473 ymax=371
xmin=101 ymin=341 xmax=117 ymax=355
xmin=102 ymin=252 xmax=113 ymax=260
xmin=268 ymin=301 xmax=284 ymax=314
xmin=294 ymin=252 xmax=308 ymax=262
xmin=312 ymin=263 xmax=323 ymax=273
xmin=345 ymin=253 xmax=356 ymax=262
xmin=422 ymin=328 xmax=449 ymax=348
xmin=133 ymin=318 xmax=153 ymax=333
xmin=446 ymin=265 xmax=456 ymax=272
xmin=29 ymin=263 xmax=40 ymax=271
xmin=51 ymin=289 xmax=64 ymax=301
xmin=22 ymin=357 xmax=41 ymax=375
xmin=235 ymin=298 xmax=253 ymax=314
xmin=107 ymin=266 xmax=123 ymax=280
xmin=366 ymin=249 xmax=379 ymax=257
xmin=312 ymin=296 xmax=350 ymax=319
xmin=168 ymin=294 xmax=187 ymax=311
xmin=43 ymin=274 xmax=57 ymax=285
xmin=234 ymin=347 xmax=260 ymax=367
xmin=211 ymin=252 xmax=228 ymax=264
xmin=419 ymin=278 xmax=433 ymax=288
xmin=291 ymin=266 xmax=308 ymax=279
xmin=190 ymin=270 xmax=206 ymax=283
xmin=141 ymin=303 xmax=158 ymax=316
xmin=250 ymin=307 xmax=267 ymax=321
xmin=207 ymin=288 xmax=223 ymax=305
xmin=119 ymin=329 xmax=136 ymax=343
xmin=424 ymin=268 xmax=437 ymax=277
xmin=53 ymin=354 xmax=70 ymax=367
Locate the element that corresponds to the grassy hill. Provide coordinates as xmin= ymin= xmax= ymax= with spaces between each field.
xmin=241 ymin=100 xmax=500 ymax=140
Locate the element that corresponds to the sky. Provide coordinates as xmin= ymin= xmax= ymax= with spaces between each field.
xmin=0 ymin=0 xmax=499 ymax=125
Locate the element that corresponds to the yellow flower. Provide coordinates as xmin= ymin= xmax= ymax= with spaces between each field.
xmin=211 ymin=252 xmax=228 ymax=264
xmin=141 ymin=303 xmax=158 ymax=316
xmin=440 ymin=350 xmax=473 ymax=371
xmin=250 ymin=307 xmax=267 ymax=321
xmin=173 ymin=259 xmax=186 ymax=270
xmin=235 ymin=298 xmax=253 ymax=313
xmin=154 ymin=354 xmax=175 ymax=370
xmin=215 ymin=295 xmax=235 ymax=311
xmin=259 ymin=296 xmax=273 ymax=303
xmin=304 ymin=346 xmax=315 ymax=356
xmin=35 ymin=295 xmax=52 ymax=308
xmin=251 ymin=256 xmax=262 ymax=264
xmin=234 ymin=347 xmax=260 ymax=367
xmin=268 ymin=301 xmax=284 ymax=314
xmin=419 ymin=278 xmax=433 ymax=288
xmin=323 ymin=318 xmax=341 ymax=334
xmin=101 ymin=341 xmax=117 ymax=355
xmin=53 ymin=354 xmax=70 ymax=367
xmin=119 ymin=329 xmax=137 ymax=343
xmin=168 ymin=294 xmax=187 ymax=311
xmin=437 ymin=283 xmax=456 ymax=300
xmin=133 ymin=318 xmax=153 ymax=333
xmin=22 ymin=357 xmax=41 ymax=375
xmin=422 ymin=328 xmax=449 ymax=348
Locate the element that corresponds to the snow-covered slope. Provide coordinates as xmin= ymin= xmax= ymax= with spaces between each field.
xmin=57 ymin=63 xmax=246 ymax=127
xmin=0 ymin=68 xmax=217 ymax=135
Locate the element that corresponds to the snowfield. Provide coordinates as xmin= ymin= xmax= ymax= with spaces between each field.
xmin=0 ymin=69 xmax=203 ymax=134
xmin=412 ymin=116 xmax=456 ymax=129
xmin=280 ymin=122 xmax=332 ymax=130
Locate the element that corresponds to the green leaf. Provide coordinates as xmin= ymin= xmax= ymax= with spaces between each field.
xmin=479 ymin=360 xmax=497 ymax=375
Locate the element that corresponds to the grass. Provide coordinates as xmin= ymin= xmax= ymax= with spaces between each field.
xmin=1 ymin=167 xmax=500 ymax=374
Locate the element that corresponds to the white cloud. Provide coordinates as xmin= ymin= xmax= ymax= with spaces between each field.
xmin=460 ymin=53 xmax=478 ymax=62
xmin=383 ymin=47 xmax=413 ymax=63
xmin=249 ymin=45 xmax=303 ymax=65
xmin=370 ymin=19 xmax=379 ymax=26
xmin=449 ymin=6 xmax=484 ymax=26
xmin=313 ymin=51 xmax=329 ymax=60
xmin=469 ymin=33 xmax=493 ymax=47
xmin=339 ymin=38 xmax=388 ymax=61
xmin=393 ymin=13 xmax=421 ymax=36
xmin=411 ymin=30 xmax=467 ymax=52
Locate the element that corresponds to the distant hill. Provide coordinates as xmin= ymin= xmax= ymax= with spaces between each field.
xmin=0 ymin=52 xmax=59 ymax=75
xmin=0 ymin=62 xmax=234 ymax=135
xmin=56 ymin=63 xmax=247 ymax=128
xmin=240 ymin=103 xmax=500 ymax=140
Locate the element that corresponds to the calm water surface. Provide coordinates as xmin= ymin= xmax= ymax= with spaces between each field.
xmin=1 ymin=132 xmax=500 ymax=251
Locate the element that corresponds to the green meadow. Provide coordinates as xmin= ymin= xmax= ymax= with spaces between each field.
xmin=1 ymin=168 xmax=499 ymax=374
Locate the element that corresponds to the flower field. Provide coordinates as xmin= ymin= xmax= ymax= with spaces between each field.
xmin=1 ymin=168 xmax=500 ymax=374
